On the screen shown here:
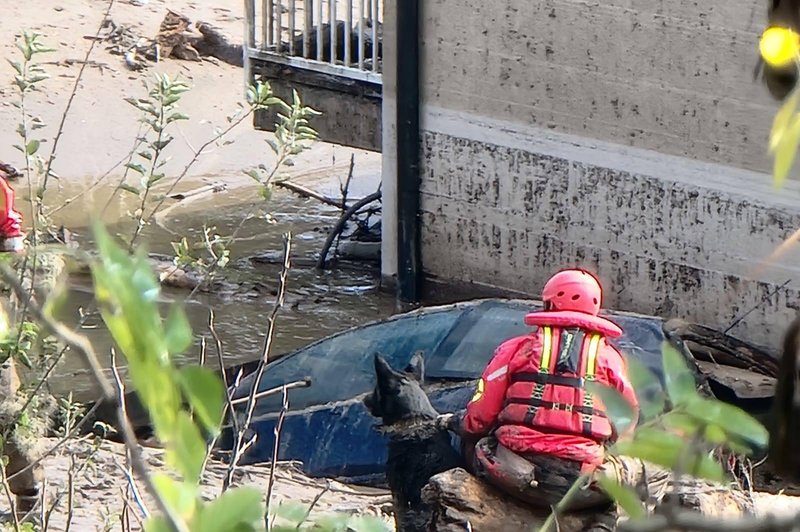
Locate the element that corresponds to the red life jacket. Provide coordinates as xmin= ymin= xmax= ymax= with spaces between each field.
xmin=497 ymin=325 xmax=614 ymax=443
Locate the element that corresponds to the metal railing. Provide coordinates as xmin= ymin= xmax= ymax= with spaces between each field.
xmin=245 ymin=0 xmax=383 ymax=83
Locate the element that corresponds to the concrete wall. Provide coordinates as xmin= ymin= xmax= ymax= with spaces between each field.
xmin=252 ymin=61 xmax=382 ymax=152
xmin=382 ymin=0 xmax=800 ymax=351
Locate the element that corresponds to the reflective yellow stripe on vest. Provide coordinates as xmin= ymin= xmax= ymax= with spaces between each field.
xmin=584 ymin=334 xmax=601 ymax=380
xmin=522 ymin=327 xmax=555 ymax=424
xmin=540 ymin=326 xmax=553 ymax=372
xmin=582 ymin=333 xmax=602 ymax=432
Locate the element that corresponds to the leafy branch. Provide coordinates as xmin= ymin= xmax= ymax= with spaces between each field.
xmin=577 ymin=342 xmax=769 ymax=528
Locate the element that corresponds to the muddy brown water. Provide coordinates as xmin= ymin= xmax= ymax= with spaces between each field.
xmin=33 ymin=174 xmax=396 ymax=402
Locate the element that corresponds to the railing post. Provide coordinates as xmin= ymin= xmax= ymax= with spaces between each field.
xmin=345 ymin=0 xmax=353 ymax=67
xmin=316 ymin=0 xmax=323 ymax=61
xmin=370 ymin=0 xmax=378 ymax=70
xmin=358 ymin=0 xmax=365 ymax=70
xmin=329 ymin=0 xmax=337 ymax=64
xmin=265 ymin=0 xmax=274 ymax=48
xmin=289 ymin=0 xmax=297 ymax=55
xmin=244 ymin=0 xmax=256 ymax=97
xmin=304 ymin=0 xmax=312 ymax=58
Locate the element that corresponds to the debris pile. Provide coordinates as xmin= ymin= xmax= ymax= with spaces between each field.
xmin=87 ymin=11 xmax=243 ymax=71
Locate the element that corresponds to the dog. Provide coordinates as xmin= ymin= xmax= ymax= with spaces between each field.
xmin=363 ymin=353 xmax=464 ymax=532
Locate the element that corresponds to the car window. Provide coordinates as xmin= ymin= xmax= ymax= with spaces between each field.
xmin=428 ymin=302 xmax=667 ymax=383
xmin=607 ymin=315 xmax=666 ymax=382
xmin=430 ymin=302 xmax=532 ymax=379
xmin=239 ymin=308 xmax=464 ymax=414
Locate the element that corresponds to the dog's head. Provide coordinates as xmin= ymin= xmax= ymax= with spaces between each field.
xmin=363 ymin=353 xmax=439 ymax=426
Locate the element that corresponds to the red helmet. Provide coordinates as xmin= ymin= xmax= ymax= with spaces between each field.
xmin=541 ymin=268 xmax=603 ymax=316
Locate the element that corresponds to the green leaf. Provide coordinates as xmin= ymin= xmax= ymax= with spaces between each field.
xmin=143 ymin=516 xmax=173 ymax=532
xmin=685 ymin=397 xmax=769 ymax=452
xmin=7 ymin=60 xmax=22 ymax=75
xmin=167 ymin=112 xmax=190 ymax=123
xmin=119 ymin=183 xmax=140 ymax=195
xmin=773 ymin=115 xmax=800 ymax=188
xmin=770 ymin=89 xmax=800 ymax=152
xmin=126 ymin=162 xmax=147 ymax=175
xmin=661 ymin=342 xmax=699 ymax=407
xmin=305 ymin=513 xmax=350 ymax=531
xmin=346 ymin=515 xmax=393 ymax=532
xmin=151 ymin=473 xmax=198 ymax=519
xmin=769 ymin=89 xmax=800 ymax=187
xmin=244 ymin=169 xmax=261 ymax=182
xmin=586 ymin=382 xmax=635 ymax=435
xmin=272 ymin=502 xmax=309 ymax=525
xmin=660 ymin=411 xmax=701 ymax=436
xmin=164 ymin=304 xmax=193 ymax=355
xmin=614 ymin=428 xmax=724 ymax=482
xmin=595 ymin=474 xmax=646 ymax=519
xmin=25 ymin=140 xmax=40 ymax=155
xmin=626 ymin=357 xmax=666 ymax=420
xmin=178 ymin=366 xmax=225 ymax=436
xmin=194 ymin=487 xmax=263 ymax=532
xmin=166 ymin=412 xmax=206 ymax=484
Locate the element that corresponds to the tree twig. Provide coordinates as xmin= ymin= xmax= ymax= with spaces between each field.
xmin=223 ymin=233 xmax=292 ymax=492
xmin=619 ymin=509 xmax=800 ymax=532
xmin=264 ymin=385 xmax=289 ymax=529
xmin=111 ymin=348 xmax=149 ymax=520
xmin=537 ymin=473 xmax=591 ymax=532
xmin=273 ymin=180 xmax=345 ymax=208
xmin=40 ymin=0 xmax=116 ymax=213
xmin=0 ymin=465 xmax=21 ymax=532
xmin=228 ymin=379 xmax=310 ymax=407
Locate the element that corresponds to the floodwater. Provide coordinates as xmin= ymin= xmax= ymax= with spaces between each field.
xmin=34 ymin=169 xmax=396 ymax=402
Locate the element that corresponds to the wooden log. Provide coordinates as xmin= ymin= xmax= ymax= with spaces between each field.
xmin=663 ymin=318 xmax=779 ymax=377
xmin=420 ymin=468 xmax=603 ymax=531
xmin=191 ymin=22 xmax=244 ymax=67
xmin=419 ymin=468 xmax=775 ymax=532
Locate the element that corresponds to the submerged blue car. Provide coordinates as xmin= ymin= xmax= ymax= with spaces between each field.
xmin=221 ymin=298 xmax=777 ymax=486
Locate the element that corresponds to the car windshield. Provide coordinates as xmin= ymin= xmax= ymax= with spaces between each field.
xmin=238 ymin=307 xmax=464 ymax=415
xmin=429 ymin=302 xmax=532 ymax=379
xmin=428 ymin=301 xmax=667 ymax=382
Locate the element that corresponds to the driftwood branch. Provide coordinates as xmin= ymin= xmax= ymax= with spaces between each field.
xmin=418 ymin=468 xmax=788 ymax=532
xmin=316 ymin=190 xmax=381 ymax=269
xmin=274 ymin=180 xmax=346 ymax=208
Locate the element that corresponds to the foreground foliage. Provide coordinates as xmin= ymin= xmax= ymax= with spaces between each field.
xmin=90 ymin=222 xmax=389 ymax=531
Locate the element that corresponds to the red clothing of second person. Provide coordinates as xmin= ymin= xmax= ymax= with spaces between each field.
xmin=460 ymin=327 xmax=639 ymax=470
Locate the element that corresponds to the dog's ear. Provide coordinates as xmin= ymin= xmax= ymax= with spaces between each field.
xmin=374 ymin=353 xmax=402 ymax=391
xmin=405 ymin=351 xmax=425 ymax=384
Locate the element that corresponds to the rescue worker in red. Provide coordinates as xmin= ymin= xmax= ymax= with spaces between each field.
xmin=0 ymin=165 xmax=42 ymax=526
xmin=439 ymin=268 xmax=641 ymax=529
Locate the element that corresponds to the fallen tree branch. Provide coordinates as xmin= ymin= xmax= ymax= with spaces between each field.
xmin=619 ymin=508 xmax=800 ymax=532
xmin=316 ymin=190 xmax=381 ymax=270
xmin=274 ymin=180 xmax=345 ymax=208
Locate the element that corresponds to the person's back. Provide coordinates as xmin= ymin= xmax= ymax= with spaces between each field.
xmin=439 ymin=269 xmax=643 ymax=530
xmin=488 ymin=326 xmax=633 ymax=468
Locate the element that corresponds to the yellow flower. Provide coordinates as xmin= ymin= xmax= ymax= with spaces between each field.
xmin=760 ymin=26 xmax=800 ymax=68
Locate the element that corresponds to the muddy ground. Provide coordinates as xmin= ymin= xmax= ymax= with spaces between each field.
xmin=0 ymin=437 xmax=394 ymax=531
xmin=0 ymin=0 xmax=381 ymax=195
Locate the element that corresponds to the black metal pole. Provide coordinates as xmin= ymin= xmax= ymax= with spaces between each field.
xmin=396 ymin=0 xmax=421 ymax=305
